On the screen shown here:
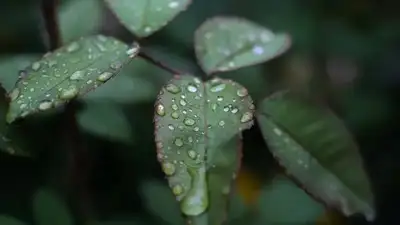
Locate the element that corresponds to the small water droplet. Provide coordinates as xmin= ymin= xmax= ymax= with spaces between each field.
xmin=193 ymin=127 xmax=199 ymax=132
xmin=169 ymin=1 xmax=179 ymax=8
xmin=219 ymin=121 xmax=225 ymax=126
xmin=171 ymin=104 xmax=179 ymax=111
xmin=210 ymin=83 xmax=226 ymax=93
xmin=194 ymin=78 xmax=201 ymax=84
xmin=110 ymin=62 xmax=122 ymax=70
xmin=252 ymin=45 xmax=264 ymax=55
xmin=126 ymin=43 xmax=140 ymax=57
xmin=59 ymin=86 xmax=79 ymax=100
xmin=171 ymin=112 xmax=180 ymax=119
xmin=144 ymin=27 xmax=152 ymax=33
xmin=240 ymin=112 xmax=253 ymax=123
xmin=217 ymin=96 xmax=223 ymax=101
xmin=211 ymin=103 xmax=217 ymax=111
xmin=180 ymin=99 xmax=187 ymax=106
xmin=174 ymin=138 xmax=184 ymax=147
xmin=32 ymin=62 xmax=41 ymax=71
xmin=166 ymin=84 xmax=181 ymax=94
xmin=168 ymin=124 xmax=175 ymax=130
xmin=184 ymin=118 xmax=195 ymax=126
xmin=9 ymin=88 xmax=20 ymax=101
xmin=223 ymin=106 xmax=229 ymax=112
xmin=66 ymin=42 xmax=80 ymax=52
xmin=188 ymin=137 xmax=193 ymax=143
xmin=70 ymin=70 xmax=85 ymax=80
xmin=231 ymin=107 xmax=238 ymax=114
xmin=97 ymin=72 xmax=113 ymax=82
xmin=172 ymin=184 xmax=184 ymax=195
xmin=187 ymin=85 xmax=198 ymax=93
xmin=156 ymin=104 xmax=166 ymax=116
xmin=273 ymin=127 xmax=282 ymax=136
xmin=20 ymin=104 xmax=27 ymax=109
xmin=38 ymin=100 xmax=53 ymax=111
xmin=162 ymin=162 xmax=175 ymax=176
xmin=237 ymin=88 xmax=248 ymax=97
xmin=188 ymin=150 xmax=196 ymax=159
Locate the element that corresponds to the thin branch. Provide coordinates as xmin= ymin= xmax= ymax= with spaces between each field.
xmin=138 ymin=51 xmax=181 ymax=75
xmin=41 ymin=0 xmax=61 ymax=50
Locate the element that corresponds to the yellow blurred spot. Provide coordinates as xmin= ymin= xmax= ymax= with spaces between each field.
xmin=316 ymin=209 xmax=348 ymax=225
xmin=235 ymin=167 xmax=263 ymax=205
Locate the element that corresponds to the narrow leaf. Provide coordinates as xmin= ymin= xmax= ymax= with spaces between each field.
xmin=0 ymin=215 xmax=26 ymax=225
xmin=106 ymin=0 xmax=192 ymax=37
xmin=154 ymin=75 xmax=255 ymax=225
xmin=256 ymin=91 xmax=375 ymax=221
xmin=33 ymin=188 xmax=73 ymax=225
xmin=195 ymin=17 xmax=291 ymax=74
xmin=6 ymin=35 xmax=140 ymax=123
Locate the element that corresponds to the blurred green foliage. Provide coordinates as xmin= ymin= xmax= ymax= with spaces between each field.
xmin=0 ymin=0 xmax=399 ymax=225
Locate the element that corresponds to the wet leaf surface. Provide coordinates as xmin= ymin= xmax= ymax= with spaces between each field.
xmin=195 ymin=17 xmax=291 ymax=74
xmin=6 ymin=35 xmax=139 ymax=123
xmin=256 ymin=91 xmax=375 ymax=221
xmin=106 ymin=0 xmax=192 ymax=37
xmin=154 ymin=75 xmax=255 ymax=225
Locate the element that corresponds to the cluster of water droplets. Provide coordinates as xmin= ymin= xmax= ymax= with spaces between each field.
xmin=7 ymin=35 xmax=139 ymax=122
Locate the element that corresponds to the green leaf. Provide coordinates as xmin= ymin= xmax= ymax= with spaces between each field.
xmin=6 ymin=35 xmax=140 ymax=123
xmin=77 ymin=101 xmax=134 ymax=144
xmin=254 ymin=175 xmax=324 ymax=225
xmin=89 ymin=218 xmax=144 ymax=225
xmin=154 ymin=75 xmax=255 ymax=225
xmin=256 ymin=91 xmax=375 ymax=221
xmin=105 ymin=0 xmax=192 ymax=37
xmin=0 ymin=215 xmax=26 ymax=225
xmin=194 ymin=17 xmax=291 ymax=74
xmin=33 ymin=188 xmax=73 ymax=225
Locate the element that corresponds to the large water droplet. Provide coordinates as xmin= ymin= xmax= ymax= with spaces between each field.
xmin=174 ymin=138 xmax=184 ymax=147
xmin=70 ymin=70 xmax=84 ymax=80
xmin=171 ymin=112 xmax=180 ymax=119
xmin=97 ymin=72 xmax=113 ymax=82
xmin=66 ymin=42 xmax=80 ymax=52
xmin=162 ymin=162 xmax=175 ymax=176
xmin=172 ymin=184 xmax=184 ymax=195
xmin=166 ymin=84 xmax=181 ymax=94
xmin=59 ymin=86 xmax=79 ymax=100
xmin=38 ymin=100 xmax=53 ymax=111
xmin=188 ymin=150 xmax=196 ymax=159
xmin=240 ymin=112 xmax=253 ymax=123
xmin=210 ymin=83 xmax=226 ymax=92
xmin=9 ymin=88 xmax=20 ymax=101
xmin=156 ymin=104 xmax=166 ymax=116
xmin=187 ymin=85 xmax=198 ymax=93
xmin=184 ymin=118 xmax=195 ymax=126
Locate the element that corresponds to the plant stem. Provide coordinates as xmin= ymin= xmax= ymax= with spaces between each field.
xmin=138 ymin=51 xmax=181 ymax=75
xmin=41 ymin=0 xmax=61 ymax=50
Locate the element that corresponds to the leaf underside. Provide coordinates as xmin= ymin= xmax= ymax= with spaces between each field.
xmin=154 ymin=75 xmax=255 ymax=225
xmin=195 ymin=17 xmax=291 ymax=74
xmin=0 ymin=215 xmax=26 ymax=225
xmin=106 ymin=0 xmax=192 ymax=37
xmin=6 ymin=35 xmax=139 ymax=123
xmin=256 ymin=91 xmax=375 ymax=221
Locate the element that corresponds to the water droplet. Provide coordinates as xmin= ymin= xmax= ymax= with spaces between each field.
xmin=240 ymin=112 xmax=253 ymax=123
xmin=252 ymin=45 xmax=264 ymax=55
xmin=126 ymin=44 xmax=140 ymax=57
xmin=188 ymin=150 xmax=196 ymax=159
xmin=97 ymin=72 xmax=113 ymax=82
xmin=38 ymin=101 xmax=53 ymax=111
xmin=184 ymin=118 xmax=195 ymax=126
xmin=231 ymin=107 xmax=239 ymax=114
xmin=169 ymin=1 xmax=179 ymax=8
xmin=168 ymin=124 xmax=175 ymax=130
xmin=9 ymin=88 xmax=20 ymax=101
xmin=193 ymin=127 xmax=199 ymax=132
xmin=223 ymin=106 xmax=229 ymax=112
xmin=187 ymin=85 xmax=198 ymax=93
xmin=32 ymin=62 xmax=41 ymax=71
xmin=156 ymin=104 xmax=166 ymax=116
xmin=180 ymin=99 xmax=187 ymax=106
xmin=217 ymin=96 xmax=223 ymax=101
xmin=273 ymin=127 xmax=282 ymax=136
xmin=237 ymin=88 xmax=248 ymax=97
xmin=20 ymin=104 xmax=27 ymax=109
xmin=211 ymin=103 xmax=217 ymax=111
xmin=70 ymin=70 xmax=85 ymax=80
xmin=162 ymin=162 xmax=175 ymax=176
xmin=172 ymin=104 xmax=179 ymax=110
xmin=188 ymin=137 xmax=193 ymax=143
xmin=219 ymin=121 xmax=225 ymax=126
xmin=166 ymin=84 xmax=181 ymax=94
xmin=210 ymin=83 xmax=226 ymax=93
xmin=194 ymin=78 xmax=201 ymax=84
xmin=110 ymin=62 xmax=122 ymax=70
xmin=66 ymin=42 xmax=80 ymax=52
xmin=59 ymin=86 xmax=79 ymax=100
xmin=171 ymin=112 xmax=180 ymax=119
xmin=172 ymin=184 xmax=184 ymax=195
xmin=174 ymin=138 xmax=184 ymax=147
xmin=144 ymin=27 xmax=152 ymax=33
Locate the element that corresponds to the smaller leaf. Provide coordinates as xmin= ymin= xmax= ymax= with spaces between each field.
xmin=106 ymin=0 xmax=192 ymax=37
xmin=33 ymin=188 xmax=73 ymax=225
xmin=6 ymin=35 xmax=140 ymax=123
xmin=195 ymin=17 xmax=291 ymax=74
xmin=0 ymin=215 xmax=26 ymax=225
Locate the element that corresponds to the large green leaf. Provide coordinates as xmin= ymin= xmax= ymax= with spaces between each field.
xmin=105 ymin=0 xmax=192 ymax=38
xmin=154 ymin=75 xmax=255 ymax=225
xmin=194 ymin=17 xmax=291 ymax=74
xmin=256 ymin=91 xmax=375 ymax=221
xmin=0 ymin=215 xmax=26 ymax=225
xmin=6 ymin=35 xmax=140 ymax=123
xmin=33 ymin=188 xmax=73 ymax=225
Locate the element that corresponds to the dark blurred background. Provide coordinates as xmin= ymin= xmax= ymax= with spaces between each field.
xmin=0 ymin=0 xmax=399 ymax=224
